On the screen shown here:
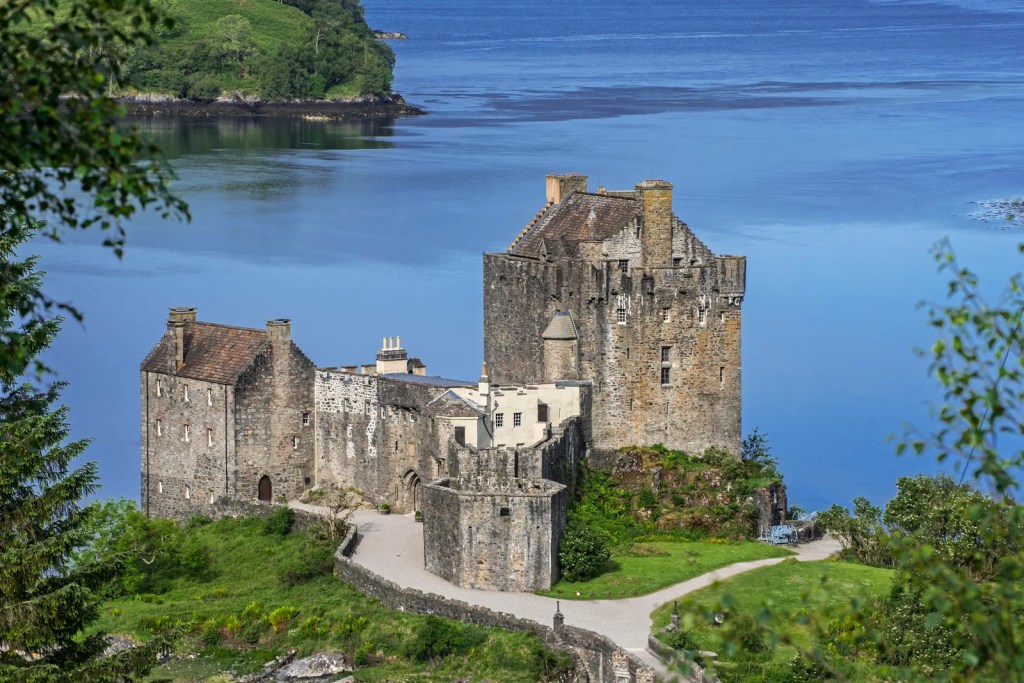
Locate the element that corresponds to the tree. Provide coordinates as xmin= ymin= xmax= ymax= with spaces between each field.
xmin=559 ymin=522 xmax=612 ymax=582
xmin=0 ymin=1 xmax=187 ymax=679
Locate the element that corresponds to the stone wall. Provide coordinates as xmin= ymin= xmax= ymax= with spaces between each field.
xmin=141 ymin=371 xmax=236 ymax=520
xmin=333 ymin=542 xmax=658 ymax=683
xmin=422 ymin=477 xmax=567 ymax=591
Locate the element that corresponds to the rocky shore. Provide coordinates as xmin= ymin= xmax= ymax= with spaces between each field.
xmin=118 ymin=93 xmax=424 ymax=120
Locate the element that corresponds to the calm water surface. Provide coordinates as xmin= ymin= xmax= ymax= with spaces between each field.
xmin=41 ymin=0 xmax=1024 ymax=511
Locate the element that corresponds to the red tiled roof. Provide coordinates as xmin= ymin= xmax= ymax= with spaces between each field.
xmin=509 ymin=192 xmax=638 ymax=259
xmin=141 ymin=322 xmax=270 ymax=385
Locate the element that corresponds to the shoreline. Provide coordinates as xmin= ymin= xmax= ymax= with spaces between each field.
xmin=118 ymin=93 xmax=425 ymax=120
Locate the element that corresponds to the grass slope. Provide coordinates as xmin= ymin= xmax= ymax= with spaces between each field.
xmin=537 ymin=541 xmax=793 ymax=601
xmin=650 ymin=559 xmax=893 ymax=682
xmin=164 ymin=0 xmax=310 ymax=52
xmin=94 ymin=516 xmax=571 ymax=682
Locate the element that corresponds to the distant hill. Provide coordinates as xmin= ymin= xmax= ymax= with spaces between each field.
xmin=118 ymin=0 xmax=396 ymax=100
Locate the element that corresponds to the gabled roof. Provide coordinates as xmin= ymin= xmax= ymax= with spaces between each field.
xmin=427 ymin=390 xmax=485 ymax=418
xmin=382 ymin=373 xmax=474 ymax=388
xmin=508 ymin=192 xmax=637 ymax=259
xmin=141 ymin=322 xmax=270 ymax=385
xmin=542 ymin=310 xmax=578 ymax=340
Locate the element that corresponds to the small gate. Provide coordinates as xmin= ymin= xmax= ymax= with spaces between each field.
xmin=258 ymin=475 xmax=272 ymax=502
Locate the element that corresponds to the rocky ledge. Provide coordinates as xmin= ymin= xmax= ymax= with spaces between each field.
xmin=119 ymin=93 xmax=424 ymax=120
xmin=373 ymin=30 xmax=409 ymax=39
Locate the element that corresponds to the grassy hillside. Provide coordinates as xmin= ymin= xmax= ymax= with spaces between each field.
xmin=94 ymin=515 xmax=572 ymax=682
xmin=53 ymin=0 xmax=396 ymax=99
xmin=650 ymin=559 xmax=894 ymax=682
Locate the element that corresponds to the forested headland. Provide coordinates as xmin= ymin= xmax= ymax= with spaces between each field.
xmin=84 ymin=0 xmax=401 ymax=102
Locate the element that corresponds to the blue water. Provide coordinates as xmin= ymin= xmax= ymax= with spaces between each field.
xmin=40 ymin=0 xmax=1024 ymax=512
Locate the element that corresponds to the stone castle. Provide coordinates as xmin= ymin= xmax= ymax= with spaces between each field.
xmin=140 ymin=174 xmax=746 ymax=591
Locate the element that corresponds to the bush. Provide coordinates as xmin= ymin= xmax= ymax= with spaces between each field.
xmin=559 ymin=523 xmax=611 ymax=582
xmin=279 ymin=537 xmax=333 ymax=586
xmin=403 ymin=615 xmax=486 ymax=663
xmin=264 ymin=506 xmax=295 ymax=537
xmin=664 ymin=627 xmax=700 ymax=652
xmin=725 ymin=612 xmax=769 ymax=655
xmin=268 ymin=606 xmax=298 ymax=633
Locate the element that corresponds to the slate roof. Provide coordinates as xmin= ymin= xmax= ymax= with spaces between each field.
xmin=509 ymin=192 xmax=638 ymax=259
xmin=542 ymin=310 xmax=578 ymax=340
xmin=381 ymin=373 xmax=474 ymax=388
xmin=141 ymin=322 xmax=270 ymax=385
xmin=427 ymin=390 xmax=485 ymax=418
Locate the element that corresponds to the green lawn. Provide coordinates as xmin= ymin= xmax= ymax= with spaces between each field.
xmin=650 ymin=559 xmax=894 ymax=681
xmin=94 ymin=516 xmax=572 ymax=682
xmin=536 ymin=541 xmax=794 ymax=600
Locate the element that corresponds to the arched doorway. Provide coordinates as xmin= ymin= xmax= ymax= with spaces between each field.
xmin=402 ymin=469 xmax=421 ymax=512
xmin=258 ymin=475 xmax=272 ymax=502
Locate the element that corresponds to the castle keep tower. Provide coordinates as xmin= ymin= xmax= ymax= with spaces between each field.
xmin=483 ymin=174 xmax=745 ymax=456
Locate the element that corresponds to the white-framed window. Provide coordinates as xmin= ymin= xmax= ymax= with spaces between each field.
xmin=156 ymin=379 xmax=162 ymax=397
xmin=381 ymin=406 xmax=386 ymax=418
xmin=293 ymin=436 xmax=299 ymax=450
xmin=207 ymin=428 xmax=213 ymax=447
xmin=720 ymin=311 xmax=725 ymax=324
xmin=616 ymin=307 xmax=626 ymax=324
xmin=698 ymin=307 xmax=707 ymax=326
xmin=156 ymin=419 xmax=162 ymax=437
xmin=184 ymin=384 xmax=189 ymax=402
xmin=513 ymin=412 xmax=522 ymax=427
xmin=618 ymin=259 xmax=629 ymax=273
xmin=495 ymin=413 xmax=504 ymax=428
xmin=158 ymin=480 xmax=163 ymax=494
xmin=661 ymin=346 xmax=671 ymax=363
xmin=661 ymin=366 xmax=671 ymax=385
xmin=183 ymin=424 xmax=190 ymax=442
xmin=302 ymin=412 xmax=310 ymax=426
xmin=207 ymin=387 xmax=213 ymax=406
xmin=661 ymin=308 xmax=671 ymax=322
xmin=185 ymin=485 xmax=191 ymax=500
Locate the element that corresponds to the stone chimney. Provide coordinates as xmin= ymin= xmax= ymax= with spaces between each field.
xmin=376 ymin=335 xmax=409 ymax=375
xmin=545 ymin=173 xmax=588 ymax=205
xmin=478 ymin=361 xmax=490 ymax=396
xmin=167 ymin=307 xmax=196 ymax=372
xmin=266 ymin=319 xmax=291 ymax=346
xmin=636 ymin=179 xmax=673 ymax=268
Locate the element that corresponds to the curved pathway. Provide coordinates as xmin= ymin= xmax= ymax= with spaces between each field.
xmin=292 ymin=503 xmax=841 ymax=673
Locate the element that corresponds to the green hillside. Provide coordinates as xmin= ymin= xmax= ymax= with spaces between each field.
xmin=114 ymin=0 xmax=395 ymax=99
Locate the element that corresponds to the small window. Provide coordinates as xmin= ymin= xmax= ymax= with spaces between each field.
xmin=630 ymin=399 xmax=634 ymax=411
xmin=661 ymin=308 xmax=671 ymax=322
xmin=207 ymin=428 xmax=213 ymax=447
xmin=209 ymin=492 xmax=215 ymax=504
xmin=184 ymin=384 xmax=189 ymax=402
xmin=156 ymin=379 xmax=162 ymax=397
xmin=183 ymin=424 xmax=190 ymax=442
xmin=616 ymin=307 xmax=626 ymax=324
xmin=537 ymin=404 xmax=548 ymax=423
xmin=499 ymin=507 xmax=510 ymax=517
xmin=454 ymin=426 xmax=466 ymax=446
xmin=673 ymin=257 xmax=682 ymax=267
xmin=720 ymin=366 xmax=725 ymax=388
xmin=381 ymin=406 xmax=386 ymax=418
xmin=720 ymin=311 xmax=725 ymax=323
xmin=304 ymin=476 xmax=311 ymax=485
xmin=698 ymin=307 xmax=707 ymax=326
xmin=293 ymin=436 xmax=300 ymax=450
xmin=364 ymin=399 xmax=370 ymax=414
xmin=158 ymin=481 xmax=163 ymax=494
xmin=626 ymin=347 xmax=630 ymax=360
xmin=661 ymin=367 xmax=671 ymax=385
xmin=661 ymin=346 xmax=671 ymax=363
xmin=185 ymin=485 xmax=191 ymax=500
xmin=495 ymin=413 xmax=504 ymax=428
xmin=618 ymin=259 xmax=629 ymax=273
xmin=156 ymin=419 xmax=162 ymax=437
xmin=513 ymin=412 xmax=522 ymax=427
xmin=207 ymin=387 xmax=213 ymax=406
xmin=302 ymin=412 xmax=310 ymax=427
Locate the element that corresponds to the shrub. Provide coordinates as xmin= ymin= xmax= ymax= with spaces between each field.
xmin=559 ymin=523 xmax=611 ymax=582
xmin=268 ymin=606 xmax=298 ymax=633
xmin=664 ymin=627 xmax=700 ymax=652
xmin=264 ymin=506 xmax=295 ymax=537
xmin=725 ymin=612 xmax=769 ymax=655
xmin=279 ymin=537 xmax=333 ymax=586
xmin=403 ymin=615 xmax=486 ymax=663
xmin=199 ymin=619 xmax=222 ymax=646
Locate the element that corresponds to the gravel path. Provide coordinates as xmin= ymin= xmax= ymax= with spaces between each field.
xmin=292 ymin=502 xmax=841 ymax=673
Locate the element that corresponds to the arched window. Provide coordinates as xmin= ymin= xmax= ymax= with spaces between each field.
xmin=258 ymin=475 xmax=272 ymax=502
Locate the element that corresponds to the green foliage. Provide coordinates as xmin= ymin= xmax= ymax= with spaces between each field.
xmin=817 ymin=497 xmax=893 ymax=568
xmin=279 ymin=535 xmax=334 ymax=587
xmin=558 ymin=523 xmax=612 ymax=583
xmin=740 ymin=427 xmax=781 ymax=483
xmin=124 ymin=0 xmax=396 ymax=99
xmin=664 ymin=627 xmax=700 ymax=652
xmin=402 ymin=615 xmax=486 ymax=663
xmin=263 ymin=505 xmax=295 ymax=537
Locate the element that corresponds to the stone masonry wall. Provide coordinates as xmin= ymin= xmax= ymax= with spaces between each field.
xmin=234 ymin=340 xmax=316 ymax=504
xmin=140 ymin=371 xmax=235 ymax=520
xmin=334 ymin=540 xmax=658 ymax=682
xmin=315 ymin=371 xmax=380 ymax=500
xmin=484 ymin=245 xmax=744 ymax=457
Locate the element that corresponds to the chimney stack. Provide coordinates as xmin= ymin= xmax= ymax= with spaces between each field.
xmin=636 ymin=179 xmax=674 ymax=268
xmin=545 ymin=173 xmax=588 ymax=205
xmin=167 ymin=307 xmax=196 ymax=372
xmin=478 ymin=361 xmax=490 ymax=396
xmin=266 ymin=319 xmax=291 ymax=346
